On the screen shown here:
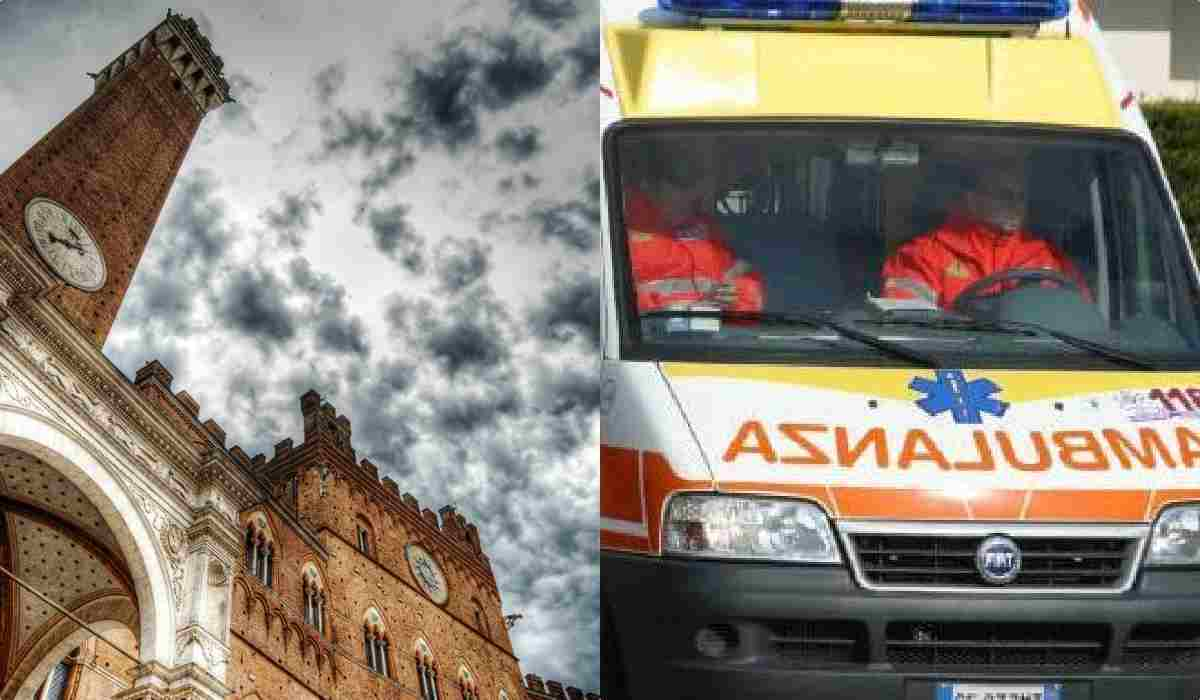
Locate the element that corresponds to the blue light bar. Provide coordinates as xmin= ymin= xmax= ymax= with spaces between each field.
xmin=657 ymin=0 xmax=1071 ymax=23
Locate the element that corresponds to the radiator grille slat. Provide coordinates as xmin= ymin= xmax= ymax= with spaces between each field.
xmin=1122 ymin=624 xmax=1200 ymax=669
xmin=850 ymin=533 xmax=1137 ymax=589
xmin=886 ymin=622 xmax=1108 ymax=670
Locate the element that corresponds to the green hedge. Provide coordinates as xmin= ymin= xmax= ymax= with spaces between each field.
xmin=1145 ymin=101 xmax=1200 ymax=249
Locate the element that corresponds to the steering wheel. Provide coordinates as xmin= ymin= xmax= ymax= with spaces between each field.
xmin=951 ymin=267 xmax=1082 ymax=313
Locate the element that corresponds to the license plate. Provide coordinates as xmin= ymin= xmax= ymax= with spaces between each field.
xmin=935 ymin=682 xmax=1063 ymax=700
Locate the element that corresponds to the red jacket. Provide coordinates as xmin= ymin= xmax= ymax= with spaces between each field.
xmin=623 ymin=189 xmax=764 ymax=313
xmin=881 ymin=213 xmax=1092 ymax=309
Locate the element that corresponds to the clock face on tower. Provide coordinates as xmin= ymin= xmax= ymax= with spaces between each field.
xmin=405 ymin=544 xmax=449 ymax=605
xmin=24 ymin=197 xmax=107 ymax=292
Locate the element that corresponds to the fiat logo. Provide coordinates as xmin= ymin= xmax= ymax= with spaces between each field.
xmin=976 ymin=535 xmax=1022 ymax=585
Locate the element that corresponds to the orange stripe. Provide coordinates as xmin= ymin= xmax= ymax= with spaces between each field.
xmin=834 ymin=487 xmax=970 ymax=520
xmin=600 ymin=445 xmax=644 ymax=523
xmin=967 ymin=489 xmax=1027 ymax=520
xmin=600 ymin=530 xmax=651 ymax=553
xmin=643 ymin=451 xmax=713 ymax=555
xmin=1146 ymin=490 xmax=1200 ymax=520
xmin=718 ymin=481 xmax=836 ymax=515
xmin=1024 ymin=490 xmax=1149 ymax=521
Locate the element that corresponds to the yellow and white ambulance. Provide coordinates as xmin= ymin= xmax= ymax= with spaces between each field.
xmin=599 ymin=1 xmax=1200 ymax=698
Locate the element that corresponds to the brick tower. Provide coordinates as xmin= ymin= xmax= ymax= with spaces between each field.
xmin=0 ymin=10 xmax=230 ymax=347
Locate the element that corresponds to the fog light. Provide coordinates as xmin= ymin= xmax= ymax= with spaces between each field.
xmin=695 ymin=624 xmax=739 ymax=658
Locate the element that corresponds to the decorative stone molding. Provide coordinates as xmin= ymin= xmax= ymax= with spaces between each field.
xmin=0 ymin=313 xmax=174 ymax=486
xmin=127 ymin=484 xmax=189 ymax=616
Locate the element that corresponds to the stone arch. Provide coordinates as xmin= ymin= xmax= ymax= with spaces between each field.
xmin=0 ymin=407 xmax=175 ymax=666
xmin=7 ymin=616 xmax=135 ymax=700
xmin=287 ymin=622 xmax=304 ymax=654
xmin=232 ymin=576 xmax=253 ymax=616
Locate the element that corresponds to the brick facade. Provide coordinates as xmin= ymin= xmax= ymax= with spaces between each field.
xmin=0 ymin=11 xmax=599 ymax=700
xmin=224 ymin=390 xmax=527 ymax=700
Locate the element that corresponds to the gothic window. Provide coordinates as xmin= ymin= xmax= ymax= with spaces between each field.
xmin=289 ymin=475 xmax=299 ymax=506
xmin=356 ymin=518 xmax=373 ymax=556
xmin=363 ymin=610 xmax=390 ymax=677
xmin=472 ymin=598 xmax=489 ymax=639
xmin=36 ymin=648 xmax=78 ymax=700
xmin=458 ymin=666 xmax=479 ymax=700
xmin=244 ymin=515 xmax=276 ymax=589
xmin=301 ymin=565 xmax=326 ymax=636
xmin=415 ymin=640 xmax=439 ymax=700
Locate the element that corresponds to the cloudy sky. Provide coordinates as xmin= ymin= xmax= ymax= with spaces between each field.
xmin=1 ymin=0 xmax=599 ymax=689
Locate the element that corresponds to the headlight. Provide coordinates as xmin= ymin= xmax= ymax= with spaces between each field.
xmin=662 ymin=493 xmax=840 ymax=563
xmin=1148 ymin=505 xmax=1200 ymax=565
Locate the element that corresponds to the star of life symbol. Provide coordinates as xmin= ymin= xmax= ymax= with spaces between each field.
xmin=910 ymin=370 xmax=1009 ymax=424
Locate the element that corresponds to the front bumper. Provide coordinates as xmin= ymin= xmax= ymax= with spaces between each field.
xmin=602 ymin=550 xmax=1200 ymax=700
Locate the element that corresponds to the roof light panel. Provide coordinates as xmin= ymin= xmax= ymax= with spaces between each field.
xmin=657 ymin=0 xmax=1071 ymax=23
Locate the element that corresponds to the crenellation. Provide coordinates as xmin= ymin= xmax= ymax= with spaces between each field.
xmin=526 ymin=674 xmax=546 ymax=693
xmin=175 ymin=389 xmax=199 ymax=416
xmin=202 ymin=417 xmax=226 ymax=446
xmin=251 ymin=453 xmax=266 ymax=469
xmin=422 ymin=507 xmax=440 ymax=531
xmin=402 ymin=492 xmax=420 ymax=512
xmin=229 ymin=445 xmax=251 ymax=468
xmin=134 ymin=358 xmax=173 ymax=388
xmin=360 ymin=457 xmax=378 ymax=480
xmin=381 ymin=476 xmax=400 ymax=497
xmin=275 ymin=438 xmax=293 ymax=458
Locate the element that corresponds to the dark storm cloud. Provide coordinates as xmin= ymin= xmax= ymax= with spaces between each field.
xmin=494 ymin=126 xmax=542 ymax=163
xmin=524 ymin=170 xmax=600 ymax=251
xmin=528 ymin=273 xmax=600 ymax=347
xmin=321 ymin=30 xmax=562 ymax=161
xmin=478 ymin=34 xmax=562 ymax=109
xmin=317 ymin=316 xmax=370 ymax=357
xmin=318 ymin=109 xmax=390 ymax=156
xmin=433 ymin=237 xmax=491 ymax=293
xmin=161 ymin=169 xmax=236 ymax=266
xmin=312 ymin=62 xmax=347 ymax=105
xmin=389 ymin=286 xmax=513 ymax=378
xmin=528 ymin=180 xmax=600 ymax=251
xmin=113 ymin=168 xmax=237 ymax=338
xmin=511 ymin=0 xmax=580 ymax=28
xmin=365 ymin=204 xmax=426 ymax=273
xmin=262 ymin=187 xmax=323 ymax=249
xmin=420 ymin=291 xmax=511 ymax=376
xmin=286 ymin=257 xmax=372 ymax=358
xmin=563 ymin=29 xmax=600 ymax=91
xmin=429 ymin=382 xmax=523 ymax=435
xmin=530 ymin=362 xmax=601 ymax=456
xmin=216 ymin=266 xmax=297 ymax=343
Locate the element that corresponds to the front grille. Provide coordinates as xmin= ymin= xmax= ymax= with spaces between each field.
xmin=849 ymin=533 xmax=1138 ymax=589
xmin=1122 ymin=624 xmax=1200 ymax=669
xmin=887 ymin=622 xmax=1108 ymax=669
xmin=765 ymin=620 xmax=867 ymax=666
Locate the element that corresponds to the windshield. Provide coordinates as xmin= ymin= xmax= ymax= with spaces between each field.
xmin=606 ymin=122 xmax=1200 ymax=369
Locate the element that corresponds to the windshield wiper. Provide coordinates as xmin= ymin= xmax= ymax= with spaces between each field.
xmin=640 ymin=309 xmax=938 ymax=367
xmin=860 ymin=316 xmax=1157 ymax=370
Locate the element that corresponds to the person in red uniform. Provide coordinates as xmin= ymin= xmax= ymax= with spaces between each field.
xmin=881 ymin=158 xmax=1091 ymax=309
xmin=622 ymin=141 xmax=764 ymax=313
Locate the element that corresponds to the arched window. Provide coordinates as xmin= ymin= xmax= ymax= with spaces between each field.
xmin=458 ymin=666 xmax=479 ymax=700
xmin=363 ymin=609 xmax=390 ymax=677
xmin=415 ymin=640 xmax=439 ymax=700
xmin=244 ymin=514 xmax=275 ymax=589
xmin=36 ymin=648 xmax=79 ymax=700
xmin=301 ymin=564 xmax=326 ymax=636
xmin=356 ymin=517 xmax=373 ymax=556
xmin=472 ymin=598 xmax=489 ymax=639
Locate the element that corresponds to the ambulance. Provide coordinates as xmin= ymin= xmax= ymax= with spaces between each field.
xmin=598 ymin=1 xmax=1200 ymax=698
